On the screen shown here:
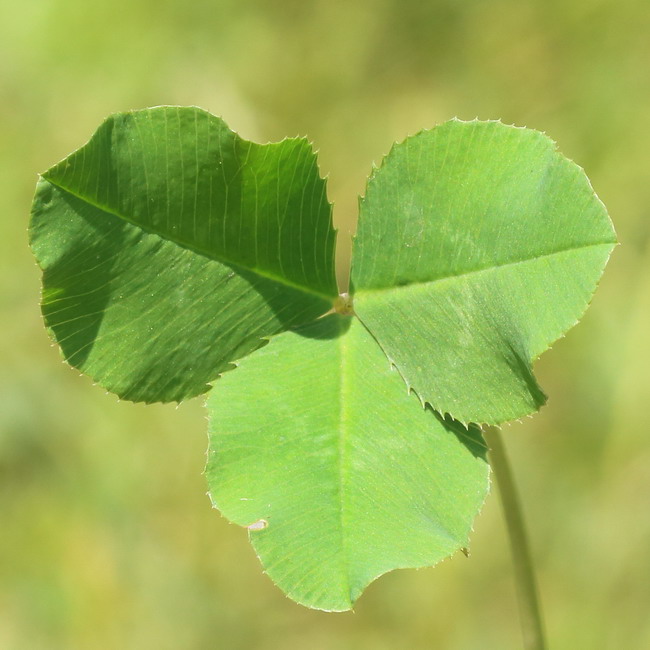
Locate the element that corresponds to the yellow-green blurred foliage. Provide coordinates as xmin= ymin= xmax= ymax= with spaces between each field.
xmin=1 ymin=1 xmax=649 ymax=648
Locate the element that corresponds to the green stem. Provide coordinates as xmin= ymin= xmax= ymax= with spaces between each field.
xmin=483 ymin=426 xmax=547 ymax=650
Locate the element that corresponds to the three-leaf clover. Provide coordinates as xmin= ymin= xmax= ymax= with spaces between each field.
xmin=30 ymin=107 xmax=615 ymax=611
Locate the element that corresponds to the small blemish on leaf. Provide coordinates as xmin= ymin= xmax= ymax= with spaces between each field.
xmin=247 ymin=519 xmax=268 ymax=531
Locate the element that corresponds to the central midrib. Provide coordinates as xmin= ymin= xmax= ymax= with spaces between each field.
xmin=353 ymin=240 xmax=615 ymax=296
xmin=336 ymin=317 xmax=353 ymax=603
xmin=43 ymin=176 xmax=337 ymax=304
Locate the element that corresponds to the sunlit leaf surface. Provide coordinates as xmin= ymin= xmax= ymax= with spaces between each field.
xmin=352 ymin=120 xmax=616 ymax=424
xmin=206 ymin=315 xmax=489 ymax=611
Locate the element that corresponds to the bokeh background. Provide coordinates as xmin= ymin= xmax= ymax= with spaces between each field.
xmin=2 ymin=0 xmax=649 ymax=648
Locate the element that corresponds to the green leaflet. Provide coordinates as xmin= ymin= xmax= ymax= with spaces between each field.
xmin=352 ymin=119 xmax=616 ymax=425
xmin=30 ymin=106 xmax=336 ymax=403
xmin=205 ymin=315 xmax=489 ymax=611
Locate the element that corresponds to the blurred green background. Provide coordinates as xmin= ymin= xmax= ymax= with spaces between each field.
xmin=1 ymin=0 xmax=649 ymax=648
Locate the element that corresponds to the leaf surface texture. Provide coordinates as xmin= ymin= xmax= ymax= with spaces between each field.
xmin=205 ymin=315 xmax=489 ymax=611
xmin=352 ymin=120 xmax=616 ymax=424
xmin=30 ymin=107 xmax=336 ymax=402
